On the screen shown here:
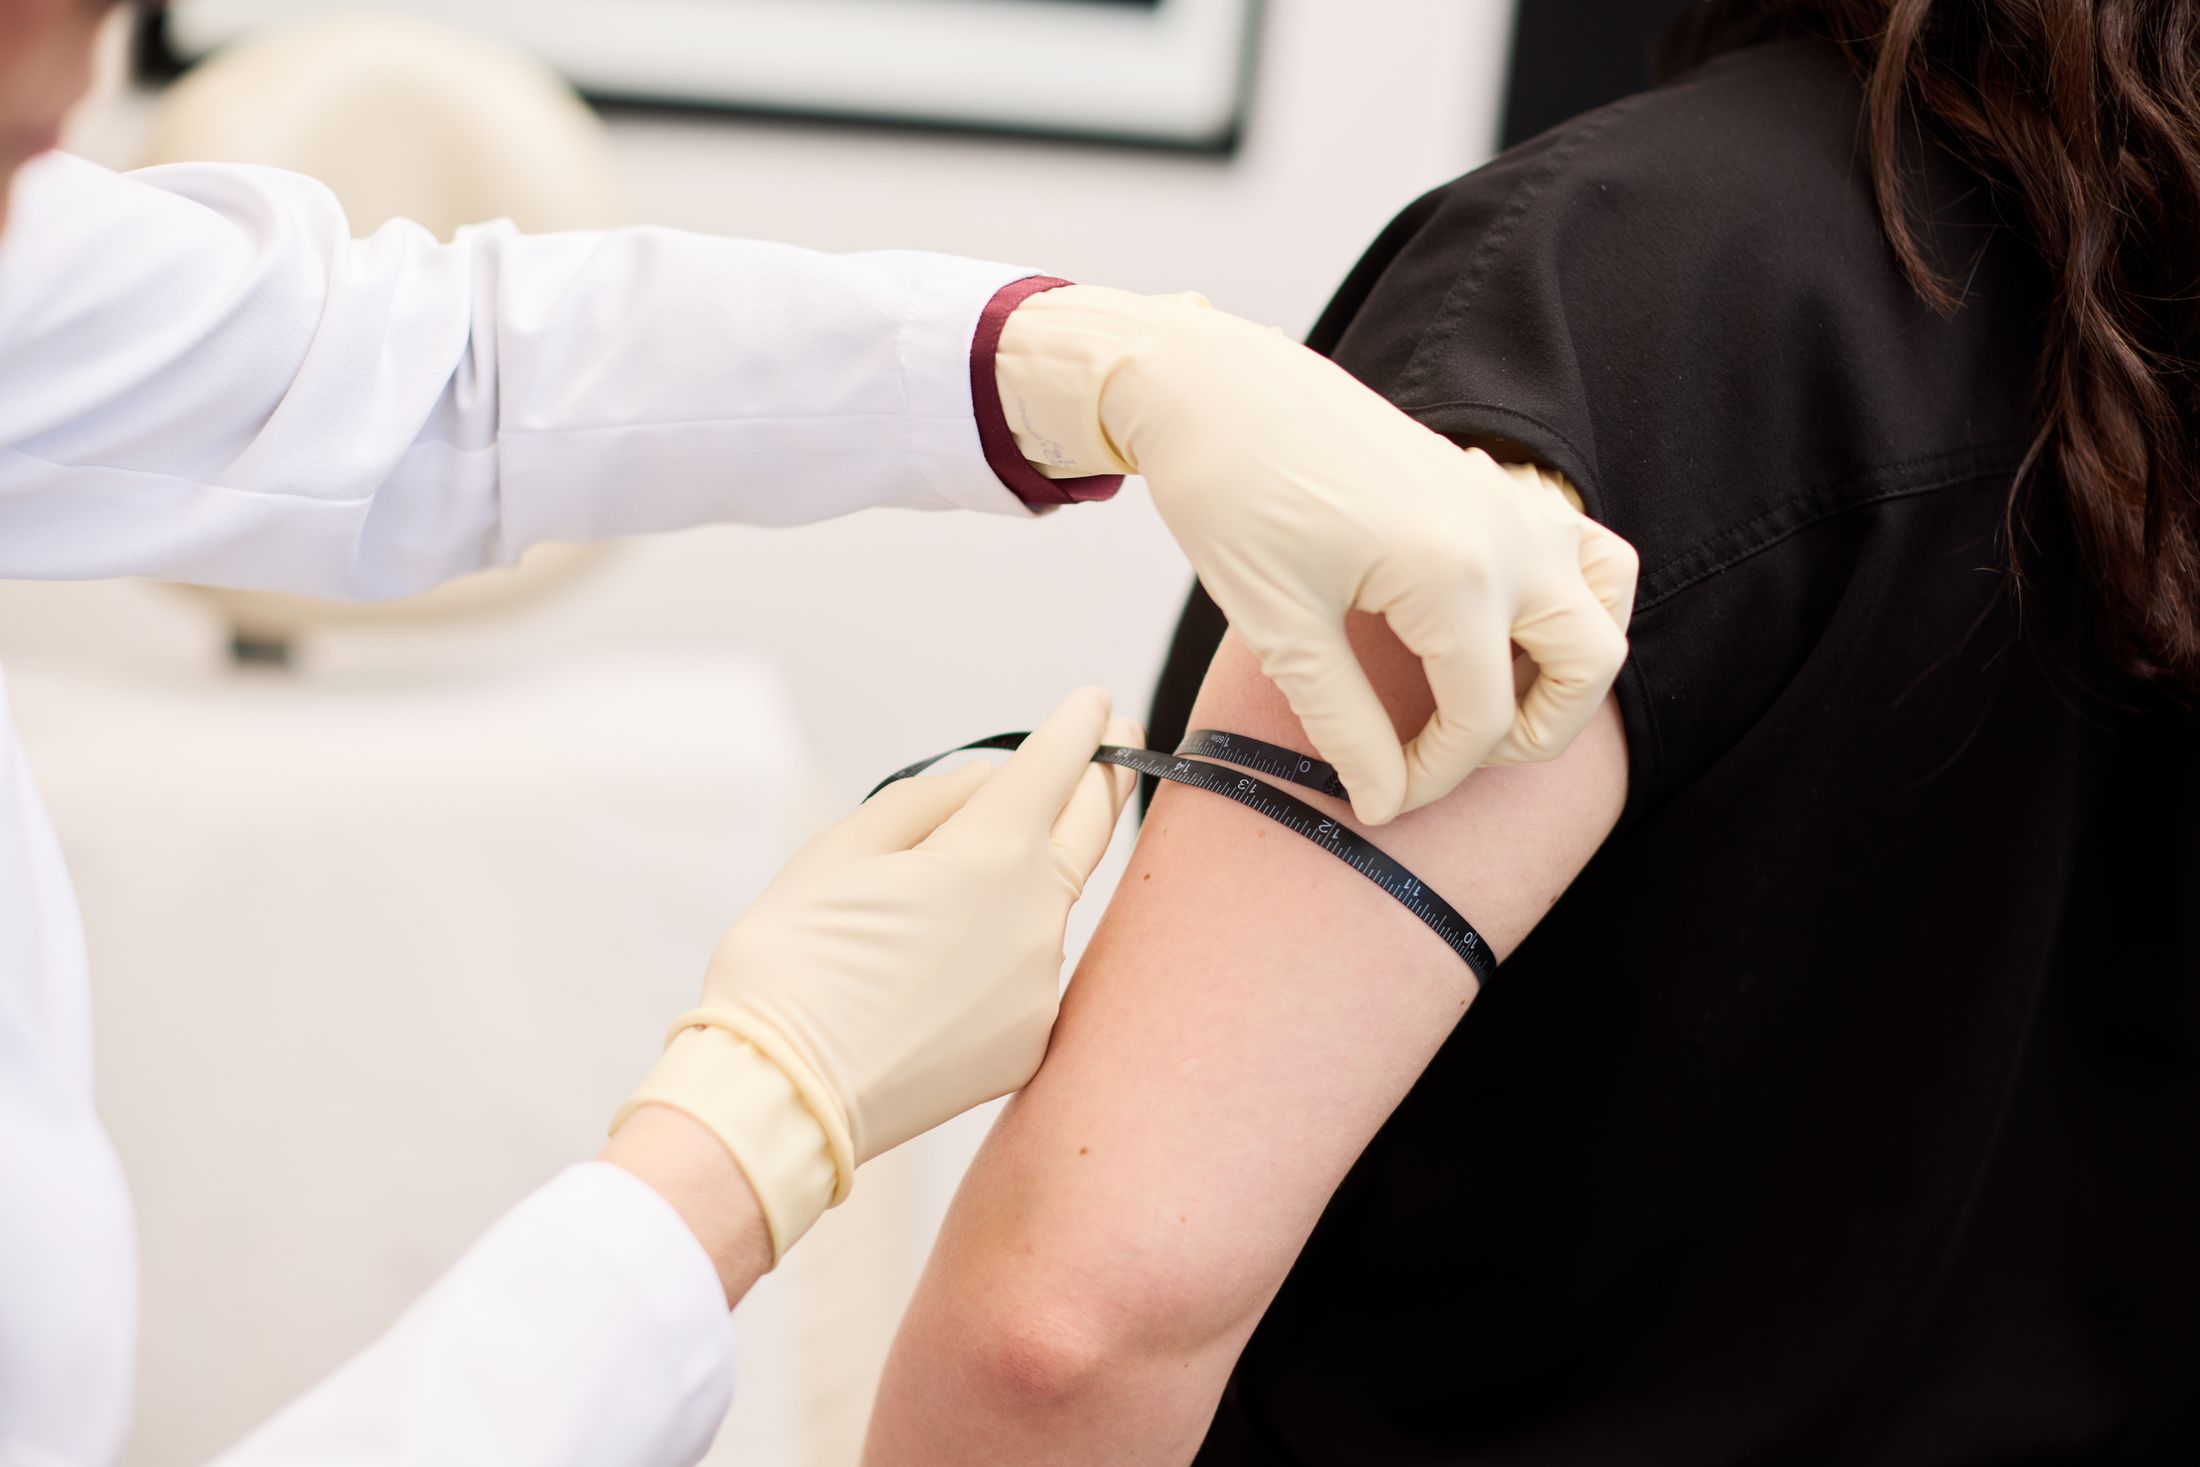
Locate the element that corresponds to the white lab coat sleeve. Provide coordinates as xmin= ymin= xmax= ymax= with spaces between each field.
xmin=210 ymin=1163 xmax=737 ymax=1467
xmin=0 ymin=153 xmax=1041 ymax=599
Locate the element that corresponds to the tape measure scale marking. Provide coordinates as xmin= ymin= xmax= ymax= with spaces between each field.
xmin=1172 ymin=728 xmax=1349 ymax=800
xmin=869 ymin=729 xmax=1496 ymax=984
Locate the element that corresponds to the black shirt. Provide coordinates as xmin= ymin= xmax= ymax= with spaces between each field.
xmin=1154 ymin=34 xmax=2200 ymax=1466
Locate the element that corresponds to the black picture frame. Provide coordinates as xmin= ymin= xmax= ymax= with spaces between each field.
xmin=138 ymin=0 xmax=1264 ymax=155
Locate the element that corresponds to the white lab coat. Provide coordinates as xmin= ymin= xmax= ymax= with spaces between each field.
xmin=0 ymin=152 xmax=1041 ymax=1467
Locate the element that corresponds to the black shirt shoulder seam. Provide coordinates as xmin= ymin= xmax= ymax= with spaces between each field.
xmin=1391 ymin=97 xmax=1646 ymax=408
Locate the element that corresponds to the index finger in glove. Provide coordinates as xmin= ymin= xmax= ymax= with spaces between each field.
xmin=943 ymin=686 xmax=1115 ymax=836
xmin=1394 ymin=616 xmax=1521 ymax=817
xmin=1372 ymin=562 xmax=1522 ymax=817
xmin=1577 ymin=519 xmax=1640 ymax=634
xmin=1260 ymin=622 xmax=1410 ymax=827
xmin=802 ymin=760 xmax=992 ymax=865
xmin=1049 ymin=716 xmax=1142 ymax=885
xmin=1499 ymin=460 xmax=1637 ymax=632
xmin=1483 ymin=580 xmax=1629 ymax=767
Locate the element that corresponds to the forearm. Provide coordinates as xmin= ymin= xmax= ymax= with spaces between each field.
xmin=598 ymin=1104 xmax=773 ymax=1309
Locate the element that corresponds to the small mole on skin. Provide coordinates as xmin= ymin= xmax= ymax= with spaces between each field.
xmin=1141 ymin=872 xmax=1151 ymax=881
xmin=1078 ymin=1146 xmax=1089 ymax=1156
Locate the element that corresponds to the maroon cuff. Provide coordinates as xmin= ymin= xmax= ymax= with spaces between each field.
xmin=970 ymin=275 xmax=1125 ymax=510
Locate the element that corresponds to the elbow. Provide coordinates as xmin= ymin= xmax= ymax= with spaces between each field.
xmin=869 ymin=1284 xmax=1141 ymax=1463
xmin=930 ymin=1251 xmax=1255 ymax=1423
xmin=960 ymin=1300 xmax=1122 ymax=1413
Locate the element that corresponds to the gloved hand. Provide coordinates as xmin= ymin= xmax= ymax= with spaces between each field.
xmin=613 ymin=688 xmax=1138 ymax=1261
xmin=995 ymin=285 xmax=1639 ymax=825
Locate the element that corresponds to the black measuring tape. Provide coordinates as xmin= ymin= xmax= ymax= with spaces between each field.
xmin=869 ymin=728 xmax=1496 ymax=983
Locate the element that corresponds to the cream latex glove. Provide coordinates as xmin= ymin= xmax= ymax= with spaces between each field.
xmin=613 ymin=689 xmax=1139 ymax=1260
xmin=996 ymin=285 xmax=1640 ymax=825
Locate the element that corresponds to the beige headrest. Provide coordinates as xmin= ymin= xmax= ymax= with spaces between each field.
xmin=146 ymin=8 xmax=623 ymax=236
xmin=146 ymin=9 xmax=623 ymax=643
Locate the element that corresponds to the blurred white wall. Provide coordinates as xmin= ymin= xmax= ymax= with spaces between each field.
xmin=8 ymin=0 xmax=1513 ymax=1460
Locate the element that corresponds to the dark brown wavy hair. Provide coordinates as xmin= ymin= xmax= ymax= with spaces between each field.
xmin=1678 ymin=0 xmax=2200 ymax=688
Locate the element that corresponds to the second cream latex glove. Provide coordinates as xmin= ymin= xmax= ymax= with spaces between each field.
xmin=996 ymin=285 xmax=1640 ymax=825
xmin=614 ymin=689 xmax=1138 ymax=1260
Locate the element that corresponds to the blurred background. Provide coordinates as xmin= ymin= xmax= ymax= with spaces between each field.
xmin=2 ymin=1 xmax=1673 ymax=1461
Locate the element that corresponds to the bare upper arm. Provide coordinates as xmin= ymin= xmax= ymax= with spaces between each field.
xmin=865 ymin=611 xmax=1627 ymax=1461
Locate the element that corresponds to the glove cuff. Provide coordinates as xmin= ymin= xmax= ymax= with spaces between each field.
xmin=610 ymin=1022 xmax=845 ymax=1263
